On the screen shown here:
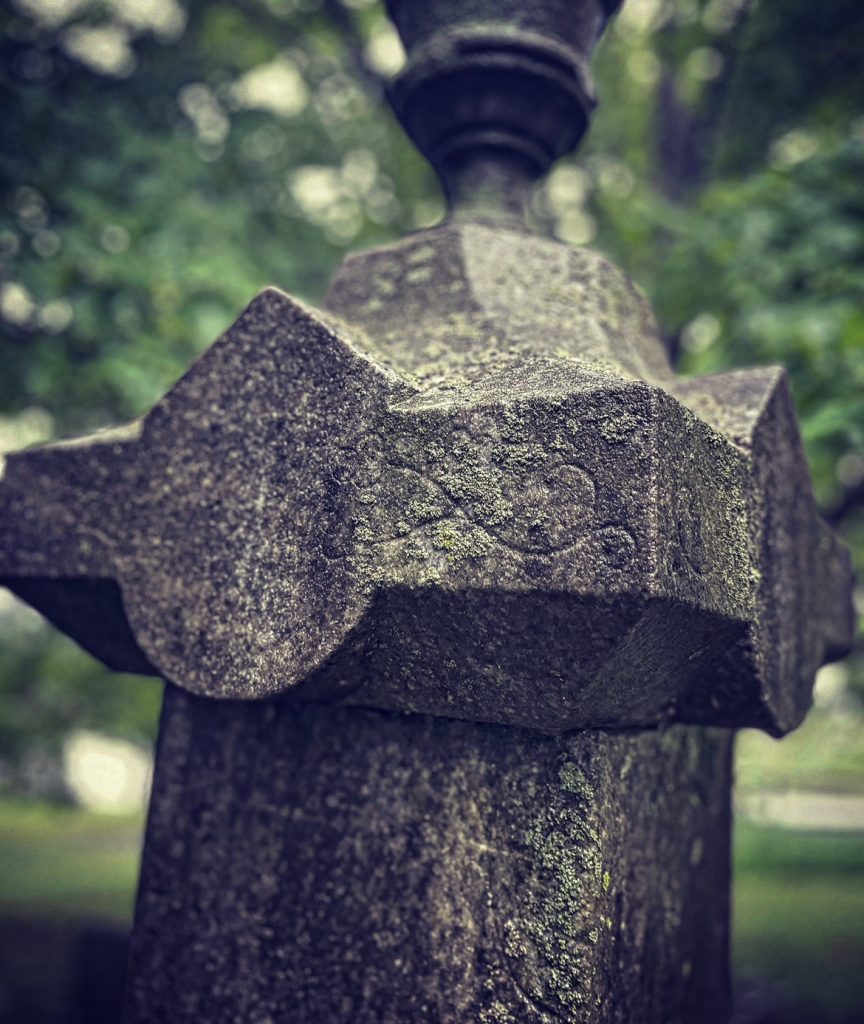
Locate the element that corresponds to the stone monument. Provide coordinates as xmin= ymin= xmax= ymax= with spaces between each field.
xmin=0 ymin=0 xmax=853 ymax=1020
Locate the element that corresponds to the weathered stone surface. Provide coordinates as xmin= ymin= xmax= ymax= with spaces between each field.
xmin=675 ymin=368 xmax=856 ymax=731
xmin=325 ymin=222 xmax=673 ymax=384
xmin=0 ymin=223 xmax=852 ymax=735
xmin=324 ymin=223 xmax=853 ymax=736
xmin=125 ymin=686 xmax=732 ymax=1024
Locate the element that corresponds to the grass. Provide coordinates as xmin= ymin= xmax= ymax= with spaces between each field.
xmin=736 ymin=711 xmax=864 ymax=795
xmin=733 ymin=821 xmax=864 ymax=1023
xmin=0 ymin=802 xmax=144 ymax=1022
xmin=734 ymin=817 xmax=864 ymax=875
xmin=734 ymin=874 xmax=864 ymax=1023
xmin=0 ymin=800 xmax=144 ymax=923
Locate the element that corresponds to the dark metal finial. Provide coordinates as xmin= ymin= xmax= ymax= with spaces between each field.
xmin=385 ymin=0 xmax=623 ymax=222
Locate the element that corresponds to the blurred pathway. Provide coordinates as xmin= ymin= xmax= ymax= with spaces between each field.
xmin=737 ymin=791 xmax=864 ymax=832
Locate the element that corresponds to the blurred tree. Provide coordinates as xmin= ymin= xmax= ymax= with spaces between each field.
xmin=0 ymin=0 xmax=862 ymax=792
xmin=0 ymin=0 xmax=434 ymax=434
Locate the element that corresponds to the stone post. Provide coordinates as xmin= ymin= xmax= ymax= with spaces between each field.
xmin=0 ymin=1 xmax=854 ymax=1021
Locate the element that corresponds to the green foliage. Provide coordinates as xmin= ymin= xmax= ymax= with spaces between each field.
xmin=0 ymin=0 xmax=433 ymax=434
xmin=0 ymin=602 xmax=162 ymax=768
xmin=662 ymin=140 xmax=864 ymax=509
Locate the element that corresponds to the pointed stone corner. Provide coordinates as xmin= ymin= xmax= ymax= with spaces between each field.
xmin=121 ymin=287 xmax=414 ymax=699
xmin=0 ymin=419 xmax=154 ymax=674
xmin=675 ymin=367 xmax=855 ymax=735
xmin=0 ymin=289 xmax=412 ymax=700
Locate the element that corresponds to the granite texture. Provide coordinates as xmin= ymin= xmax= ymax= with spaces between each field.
xmin=0 ymin=223 xmax=852 ymax=735
xmin=0 ymin=224 xmax=851 ymax=737
xmin=125 ymin=686 xmax=732 ymax=1024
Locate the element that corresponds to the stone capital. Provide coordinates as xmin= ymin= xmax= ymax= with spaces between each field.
xmin=1 ymin=224 xmax=852 ymax=735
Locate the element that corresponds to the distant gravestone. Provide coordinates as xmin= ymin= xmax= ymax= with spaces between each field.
xmin=0 ymin=0 xmax=853 ymax=1021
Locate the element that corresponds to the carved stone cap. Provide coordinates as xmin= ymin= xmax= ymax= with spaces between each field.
xmin=1 ymin=228 xmax=853 ymax=735
xmin=0 ymin=3 xmax=853 ymax=740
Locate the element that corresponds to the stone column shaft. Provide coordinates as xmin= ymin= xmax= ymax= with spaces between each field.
xmin=125 ymin=687 xmax=732 ymax=1024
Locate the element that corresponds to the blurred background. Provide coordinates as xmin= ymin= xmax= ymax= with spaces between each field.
xmin=0 ymin=0 xmax=862 ymax=1020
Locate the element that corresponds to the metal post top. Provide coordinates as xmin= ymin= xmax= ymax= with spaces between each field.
xmin=384 ymin=0 xmax=622 ymax=221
